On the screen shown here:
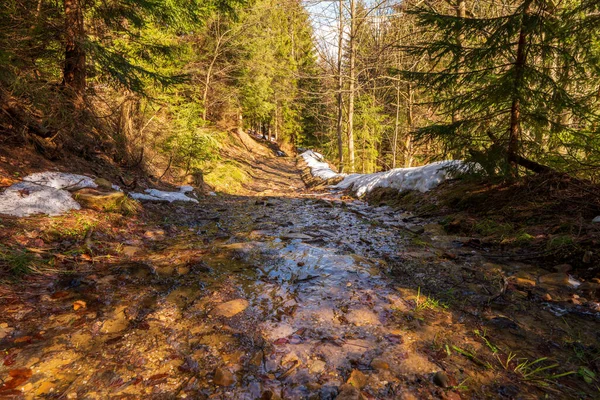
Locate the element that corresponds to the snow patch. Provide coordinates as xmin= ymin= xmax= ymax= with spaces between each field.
xmin=300 ymin=150 xmax=466 ymax=196
xmin=0 ymin=172 xmax=104 ymax=217
xmin=129 ymin=188 xmax=198 ymax=203
xmin=22 ymin=172 xmax=97 ymax=190
xmin=300 ymin=150 xmax=343 ymax=181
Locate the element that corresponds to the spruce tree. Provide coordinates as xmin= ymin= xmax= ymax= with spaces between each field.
xmin=401 ymin=0 xmax=600 ymax=176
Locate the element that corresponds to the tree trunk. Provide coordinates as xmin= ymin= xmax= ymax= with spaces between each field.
xmin=452 ymin=0 xmax=465 ymax=123
xmin=405 ymin=82 xmax=414 ymax=167
xmin=392 ymin=80 xmax=400 ymax=169
xmin=274 ymin=104 xmax=279 ymax=141
xmin=347 ymin=0 xmax=356 ymax=172
xmin=336 ymin=0 xmax=345 ymax=172
xmin=63 ymin=0 xmax=86 ymax=100
xmin=508 ymin=0 xmax=532 ymax=175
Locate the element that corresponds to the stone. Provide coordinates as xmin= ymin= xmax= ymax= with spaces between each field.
xmin=319 ymin=385 xmax=339 ymax=400
xmin=583 ymin=251 xmax=593 ymax=264
xmin=432 ymin=371 xmax=449 ymax=388
xmin=214 ymin=367 xmax=235 ymax=386
xmin=553 ymin=264 xmax=572 ymax=273
xmin=335 ymin=383 xmax=362 ymax=400
xmin=592 ymin=216 xmax=600 ymax=223
xmin=370 ymin=358 xmax=390 ymax=371
xmin=94 ymin=178 xmax=113 ymax=190
xmin=511 ymin=271 xmax=536 ymax=287
xmin=210 ymin=299 xmax=249 ymax=318
xmin=100 ymin=306 xmax=129 ymax=333
xmin=309 ymin=359 xmax=327 ymax=374
xmin=0 ymin=322 xmax=12 ymax=340
xmin=346 ymin=369 xmax=367 ymax=389
xmin=280 ymin=233 xmax=314 ymax=240
xmin=578 ymin=282 xmax=600 ymax=298
xmin=122 ymin=246 xmax=141 ymax=257
xmin=74 ymin=188 xmax=126 ymax=212
xmin=538 ymin=273 xmax=579 ymax=289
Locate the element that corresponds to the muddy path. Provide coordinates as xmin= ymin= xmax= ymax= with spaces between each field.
xmin=1 ymin=156 xmax=599 ymax=399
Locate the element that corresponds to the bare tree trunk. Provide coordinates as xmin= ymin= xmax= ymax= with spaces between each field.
xmin=274 ymin=104 xmax=279 ymax=141
xmin=452 ymin=0 xmax=465 ymax=123
xmin=405 ymin=82 xmax=414 ymax=167
xmin=63 ymin=0 xmax=86 ymax=100
xmin=336 ymin=0 xmax=345 ymax=172
xmin=509 ymin=0 xmax=532 ymax=175
xmin=347 ymin=0 xmax=356 ymax=172
xmin=392 ymin=80 xmax=400 ymax=169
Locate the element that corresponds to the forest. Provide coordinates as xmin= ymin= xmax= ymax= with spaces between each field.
xmin=1 ymin=0 xmax=600 ymax=398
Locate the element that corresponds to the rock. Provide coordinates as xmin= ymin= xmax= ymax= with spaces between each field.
xmin=100 ymin=306 xmax=129 ymax=333
xmin=309 ymin=359 xmax=327 ymax=374
xmin=94 ymin=178 xmax=113 ymax=190
xmin=578 ymin=282 xmax=600 ymax=298
xmin=74 ymin=188 xmax=126 ymax=212
xmin=122 ymin=246 xmax=141 ymax=257
xmin=542 ymin=293 xmax=553 ymax=301
xmin=261 ymin=390 xmax=282 ymax=400
xmin=370 ymin=358 xmax=389 ymax=371
xmin=346 ymin=369 xmax=367 ymax=389
xmin=319 ymin=385 xmax=339 ymax=400
xmin=210 ymin=299 xmax=249 ymax=318
xmin=335 ymin=383 xmax=362 ymax=400
xmin=511 ymin=271 xmax=536 ymax=287
xmin=0 ymin=322 xmax=13 ymax=340
xmin=592 ymin=216 xmax=600 ymax=223
xmin=583 ymin=251 xmax=593 ymax=264
xmin=214 ymin=367 xmax=235 ymax=386
xmin=432 ymin=371 xmax=449 ymax=388
xmin=345 ymin=308 xmax=380 ymax=326
xmin=553 ymin=264 xmax=572 ymax=273
xmin=407 ymin=225 xmax=425 ymax=235
xmin=280 ymin=233 xmax=314 ymax=240
xmin=538 ymin=273 xmax=580 ymax=289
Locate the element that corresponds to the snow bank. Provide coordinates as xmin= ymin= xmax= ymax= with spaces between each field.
xmin=0 ymin=171 xmax=98 ymax=217
xmin=129 ymin=187 xmax=198 ymax=203
xmin=300 ymin=150 xmax=465 ymax=196
xmin=300 ymin=150 xmax=343 ymax=180
xmin=333 ymin=160 xmax=465 ymax=196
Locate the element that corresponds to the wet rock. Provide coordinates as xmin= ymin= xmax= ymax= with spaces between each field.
xmin=583 ymin=251 xmax=593 ymax=264
xmin=335 ymin=383 xmax=362 ymax=400
xmin=74 ymin=188 xmax=126 ymax=211
xmin=347 ymin=369 xmax=367 ymax=389
xmin=101 ymin=306 xmax=129 ymax=333
xmin=407 ymin=225 xmax=425 ymax=235
xmin=210 ymin=299 xmax=249 ymax=317
xmin=538 ymin=273 xmax=580 ymax=289
xmin=214 ymin=367 xmax=236 ymax=386
xmin=281 ymin=233 xmax=314 ymax=240
xmin=345 ymin=308 xmax=380 ymax=326
xmin=320 ymin=385 xmax=339 ymax=400
xmin=511 ymin=271 xmax=536 ymax=287
xmin=592 ymin=216 xmax=600 ymax=223
xmin=370 ymin=358 xmax=389 ymax=371
xmin=261 ymin=390 xmax=282 ymax=400
xmin=578 ymin=282 xmax=600 ymax=299
xmin=432 ymin=371 xmax=449 ymax=388
xmin=309 ymin=359 xmax=326 ymax=374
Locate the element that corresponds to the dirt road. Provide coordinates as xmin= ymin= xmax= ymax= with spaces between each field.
xmin=0 ymin=154 xmax=598 ymax=399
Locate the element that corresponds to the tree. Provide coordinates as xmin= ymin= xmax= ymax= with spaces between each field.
xmin=402 ymin=0 xmax=600 ymax=176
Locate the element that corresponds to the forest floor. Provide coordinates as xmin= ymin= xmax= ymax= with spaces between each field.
xmin=0 ymin=139 xmax=599 ymax=399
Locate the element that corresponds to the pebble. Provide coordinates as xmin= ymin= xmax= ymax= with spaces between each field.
xmin=432 ymin=371 xmax=449 ymax=388
xmin=214 ymin=367 xmax=236 ymax=386
xmin=346 ymin=369 xmax=367 ymax=389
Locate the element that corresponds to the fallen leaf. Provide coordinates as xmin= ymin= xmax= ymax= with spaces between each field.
xmin=0 ymin=368 xmax=32 ymax=391
xmin=73 ymin=300 xmax=87 ymax=310
xmin=274 ymin=338 xmax=289 ymax=345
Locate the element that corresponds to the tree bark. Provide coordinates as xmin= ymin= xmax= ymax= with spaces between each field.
xmin=336 ymin=0 xmax=345 ymax=172
xmin=508 ymin=0 xmax=532 ymax=175
xmin=63 ymin=0 xmax=86 ymax=99
xmin=392 ymin=80 xmax=400 ymax=169
xmin=405 ymin=82 xmax=414 ymax=167
xmin=347 ymin=0 xmax=356 ymax=172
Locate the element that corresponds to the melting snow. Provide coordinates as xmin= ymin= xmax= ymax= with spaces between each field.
xmin=129 ymin=188 xmax=198 ymax=203
xmin=0 ymin=172 xmax=97 ymax=217
xmin=301 ymin=150 xmax=466 ymax=196
xmin=300 ymin=150 xmax=343 ymax=181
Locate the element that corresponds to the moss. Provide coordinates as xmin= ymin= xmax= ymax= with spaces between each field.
xmin=472 ymin=219 xmax=514 ymax=237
